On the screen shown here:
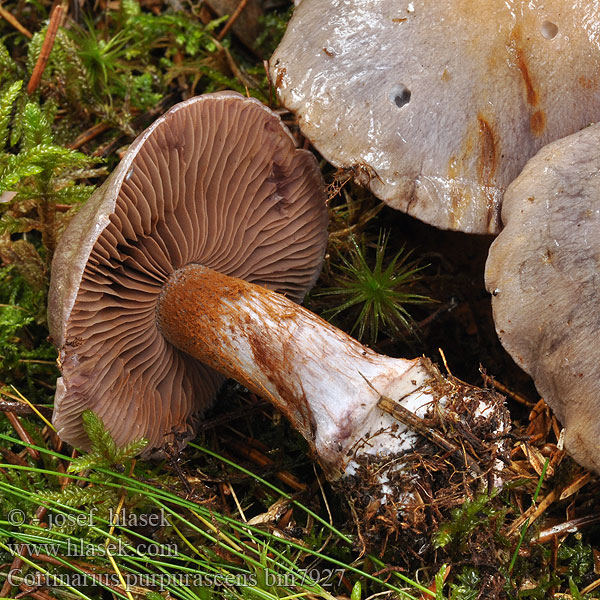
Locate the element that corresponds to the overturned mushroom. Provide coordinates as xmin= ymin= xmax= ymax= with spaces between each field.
xmin=270 ymin=0 xmax=600 ymax=233
xmin=49 ymin=91 xmax=327 ymax=455
xmin=50 ymin=91 xmax=507 ymax=486
xmin=485 ymin=122 xmax=600 ymax=473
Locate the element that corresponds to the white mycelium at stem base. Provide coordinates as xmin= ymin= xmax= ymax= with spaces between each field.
xmin=157 ymin=264 xmax=451 ymax=479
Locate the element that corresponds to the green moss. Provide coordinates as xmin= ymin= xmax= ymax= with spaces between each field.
xmin=314 ymin=231 xmax=433 ymax=343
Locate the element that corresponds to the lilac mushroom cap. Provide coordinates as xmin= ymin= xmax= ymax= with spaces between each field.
xmin=485 ymin=122 xmax=600 ymax=473
xmin=48 ymin=91 xmax=328 ymax=456
xmin=270 ymin=0 xmax=600 ymax=233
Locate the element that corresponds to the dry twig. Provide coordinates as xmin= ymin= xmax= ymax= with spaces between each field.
xmin=0 ymin=4 xmax=32 ymax=38
xmin=4 ymin=412 xmax=40 ymax=460
xmin=216 ymin=0 xmax=250 ymax=41
xmin=27 ymin=1 xmax=65 ymax=95
xmin=0 ymin=399 xmax=53 ymax=418
xmin=369 ymin=378 xmax=483 ymax=475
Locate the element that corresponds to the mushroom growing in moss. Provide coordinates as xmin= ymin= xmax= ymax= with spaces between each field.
xmin=49 ymin=91 xmax=328 ymax=455
xmin=50 ymin=92 xmax=508 ymax=488
xmin=270 ymin=0 xmax=600 ymax=233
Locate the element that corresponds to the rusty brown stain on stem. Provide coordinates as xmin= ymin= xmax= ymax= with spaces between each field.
xmin=157 ymin=264 xmax=248 ymax=377
xmin=157 ymin=264 xmax=317 ymax=444
xmin=245 ymin=325 xmax=316 ymax=442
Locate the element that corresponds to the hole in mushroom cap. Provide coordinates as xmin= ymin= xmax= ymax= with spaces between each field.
xmin=541 ymin=20 xmax=558 ymax=39
xmin=389 ymin=84 xmax=411 ymax=108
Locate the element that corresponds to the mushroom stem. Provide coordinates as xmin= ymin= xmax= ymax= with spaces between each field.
xmin=157 ymin=264 xmax=453 ymax=478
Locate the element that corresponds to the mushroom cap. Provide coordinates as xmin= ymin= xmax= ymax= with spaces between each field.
xmin=270 ymin=0 xmax=600 ymax=233
xmin=485 ymin=122 xmax=600 ymax=473
xmin=48 ymin=91 xmax=328 ymax=455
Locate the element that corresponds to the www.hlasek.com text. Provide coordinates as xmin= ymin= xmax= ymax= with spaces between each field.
xmin=6 ymin=539 xmax=178 ymax=557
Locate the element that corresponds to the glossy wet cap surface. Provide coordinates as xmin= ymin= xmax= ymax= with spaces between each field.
xmin=271 ymin=0 xmax=600 ymax=233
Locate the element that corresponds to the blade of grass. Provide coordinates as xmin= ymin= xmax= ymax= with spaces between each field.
xmin=0 ymin=433 xmax=431 ymax=598
xmin=508 ymin=456 xmax=550 ymax=575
